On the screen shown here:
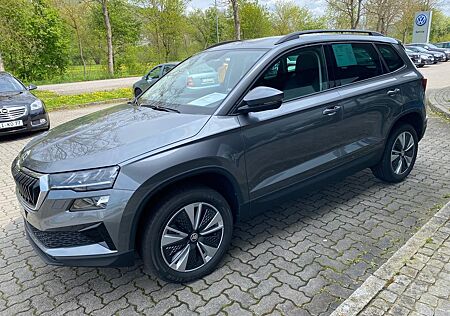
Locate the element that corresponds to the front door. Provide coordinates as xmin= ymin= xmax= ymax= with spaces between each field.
xmin=239 ymin=45 xmax=345 ymax=200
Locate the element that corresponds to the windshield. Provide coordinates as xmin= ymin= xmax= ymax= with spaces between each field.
xmin=411 ymin=47 xmax=428 ymax=53
xmin=0 ymin=74 xmax=25 ymax=93
xmin=139 ymin=49 xmax=266 ymax=114
xmin=427 ymin=43 xmax=438 ymax=49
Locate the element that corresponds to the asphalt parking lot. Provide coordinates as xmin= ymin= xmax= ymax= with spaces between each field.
xmin=1 ymin=63 xmax=450 ymax=315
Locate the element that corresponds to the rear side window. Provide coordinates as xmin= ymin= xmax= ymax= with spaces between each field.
xmin=330 ymin=43 xmax=382 ymax=85
xmin=377 ymin=44 xmax=405 ymax=72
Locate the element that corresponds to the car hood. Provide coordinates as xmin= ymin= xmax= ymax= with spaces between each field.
xmin=21 ymin=104 xmax=210 ymax=173
xmin=0 ymin=90 xmax=36 ymax=107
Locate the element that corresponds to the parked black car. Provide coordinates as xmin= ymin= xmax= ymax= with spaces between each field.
xmin=405 ymin=48 xmax=424 ymax=67
xmin=434 ymin=42 xmax=450 ymax=49
xmin=408 ymin=43 xmax=450 ymax=61
xmin=406 ymin=46 xmax=442 ymax=63
xmin=13 ymin=30 xmax=427 ymax=283
xmin=0 ymin=72 xmax=49 ymax=136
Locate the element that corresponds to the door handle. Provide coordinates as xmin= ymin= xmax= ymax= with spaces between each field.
xmin=323 ymin=106 xmax=341 ymax=116
xmin=387 ymin=88 xmax=400 ymax=96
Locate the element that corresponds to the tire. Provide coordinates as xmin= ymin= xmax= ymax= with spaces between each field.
xmin=134 ymin=88 xmax=142 ymax=98
xmin=371 ymin=123 xmax=418 ymax=183
xmin=140 ymin=186 xmax=233 ymax=283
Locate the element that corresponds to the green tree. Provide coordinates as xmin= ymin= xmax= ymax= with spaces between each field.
xmin=430 ymin=9 xmax=450 ymax=42
xmin=240 ymin=0 xmax=272 ymax=39
xmin=0 ymin=0 xmax=69 ymax=80
xmin=326 ymin=0 xmax=365 ymax=29
xmin=272 ymin=0 xmax=326 ymax=35
xmin=53 ymin=0 xmax=90 ymax=78
xmin=140 ymin=0 xmax=188 ymax=62
xmin=188 ymin=8 xmax=228 ymax=49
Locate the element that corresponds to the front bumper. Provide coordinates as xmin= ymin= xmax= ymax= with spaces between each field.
xmin=0 ymin=112 xmax=49 ymax=136
xmin=25 ymin=221 xmax=135 ymax=267
xmin=16 ymin=171 xmax=136 ymax=267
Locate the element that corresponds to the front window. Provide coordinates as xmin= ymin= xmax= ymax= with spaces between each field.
xmin=139 ymin=49 xmax=266 ymax=114
xmin=0 ymin=75 xmax=25 ymax=93
xmin=253 ymin=45 xmax=329 ymax=101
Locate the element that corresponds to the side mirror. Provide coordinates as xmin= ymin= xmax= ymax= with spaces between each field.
xmin=237 ymin=86 xmax=283 ymax=114
xmin=27 ymin=84 xmax=37 ymax=91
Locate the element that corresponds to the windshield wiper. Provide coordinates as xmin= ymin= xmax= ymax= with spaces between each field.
xmin=140 ymin=103 xmax=180 ymax=113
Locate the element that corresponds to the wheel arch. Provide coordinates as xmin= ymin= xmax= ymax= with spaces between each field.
xmin=127 ymin=167 xmax=246 ymax=251
xmin=388 ymin=110 xmax=425 ymax=141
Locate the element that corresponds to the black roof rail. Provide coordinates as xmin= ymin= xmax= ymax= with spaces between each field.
xmin=207 ymin=40 xmax=241 ymax=49
xmin=275 ymin=29 xmax=384 ymax=45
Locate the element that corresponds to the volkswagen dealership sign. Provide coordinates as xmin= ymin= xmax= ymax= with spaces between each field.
xmin=412 ymin=11 xmax=432 ymax=43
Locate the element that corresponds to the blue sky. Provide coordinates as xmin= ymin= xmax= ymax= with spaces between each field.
xmin=187 ymin=0 xmax=450 ymax=18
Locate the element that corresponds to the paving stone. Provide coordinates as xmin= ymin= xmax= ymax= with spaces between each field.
xmin=0 ymin=105 xmax=449 ymax=316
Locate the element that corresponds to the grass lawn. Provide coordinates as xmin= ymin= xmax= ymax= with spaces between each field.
xmin=33 ymin=88 xmax=133 ymax=111
xmin=33 ymin=64 xmax=151 ymax=85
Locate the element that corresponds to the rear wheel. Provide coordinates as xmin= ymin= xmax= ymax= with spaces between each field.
xmin=372 ymin=124 xmax=418 ymax=183
xmin=140 ymin=186 xmax=233 ymax=283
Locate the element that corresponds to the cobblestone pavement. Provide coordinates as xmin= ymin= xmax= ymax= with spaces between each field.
xmin=359 ymin=204 xmax=450 ymax=316
xmin=0 ymin=104 xmax=449 ymax=315
xmin=428 ymin=87 xmax=450 ymax=118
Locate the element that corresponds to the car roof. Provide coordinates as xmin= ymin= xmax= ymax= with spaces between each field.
xmin=207 ymin=30 xmax=399 ymax=51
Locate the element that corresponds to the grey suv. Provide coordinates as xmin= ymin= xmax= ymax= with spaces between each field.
xmin=13 ymin=30 xmax=427 ymax=283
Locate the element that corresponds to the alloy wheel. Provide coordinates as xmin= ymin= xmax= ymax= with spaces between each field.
xmin=391 ymin=131 xmax=415 ymax=175
xmin=160 ymin=202 xmax=224 ymax=272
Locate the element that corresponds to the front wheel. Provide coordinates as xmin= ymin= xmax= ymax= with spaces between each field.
xmin=372 ymin=124 xmax=418 ymax=183
xmin=141 ymin=186 xmax=233 ymax=283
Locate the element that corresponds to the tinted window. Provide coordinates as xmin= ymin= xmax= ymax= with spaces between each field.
xmin=162 ymin=65 xmax=175 ymax=75
xmin=255 ymin=45 xmax=329 ymax=101
xmin=148 ymin=66 xmax=162 ymax=79
xmin=377 ymin=44 xmax=405 ymax=72
xmin=330 ymin=43 xmax=382 ymax=85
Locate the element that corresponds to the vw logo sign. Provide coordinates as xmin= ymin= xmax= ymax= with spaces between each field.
xmin=416 ymin=14 xmax=427 ymax=26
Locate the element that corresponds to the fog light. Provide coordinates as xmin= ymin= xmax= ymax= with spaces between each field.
xmin=70 ymin=196 xmax=109 ymax=211
xmin=31 ymin=118 xmax=47 ymax=126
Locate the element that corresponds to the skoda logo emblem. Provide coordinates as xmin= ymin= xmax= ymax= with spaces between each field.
xmin=190 ymin=232 xmax=199 ymax=243
xmin=416 ymin=14 xmax=427 ymax=26
xmin=0 ymin=108 xmax=7 ymax=114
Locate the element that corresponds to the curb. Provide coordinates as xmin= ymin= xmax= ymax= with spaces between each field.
xmin=427 ymin=88 xmax=450 ymax=119
xmin=330 ymin=201 xmax=450 ymax=316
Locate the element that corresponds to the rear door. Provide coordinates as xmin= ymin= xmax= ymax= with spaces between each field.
xmin=239 ymin=45 xmax=345 ymax=200
xmin=328 ymin=42 xmax=403 ymax=163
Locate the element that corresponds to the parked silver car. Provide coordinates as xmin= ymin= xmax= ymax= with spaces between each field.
xmin=133 ymin=63 xmax=178 ymax=97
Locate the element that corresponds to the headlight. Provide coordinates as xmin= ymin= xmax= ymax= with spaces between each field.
xmin=49 ymin=166 xmax=119 ymax=191
xmin=30 ymin=99 xmax=43 ymax=110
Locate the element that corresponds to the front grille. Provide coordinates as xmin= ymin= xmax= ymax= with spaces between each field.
xmin=12 ymin=166 xmax=40 ymax=207
xmin=27 ymin=222 xmax=116 ymax=249
xmin=0 ymin=106 xmax=26 ymax=121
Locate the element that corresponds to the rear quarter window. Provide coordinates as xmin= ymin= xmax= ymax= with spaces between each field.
xmin=377 ymin=44 xmax=405 ymax=72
